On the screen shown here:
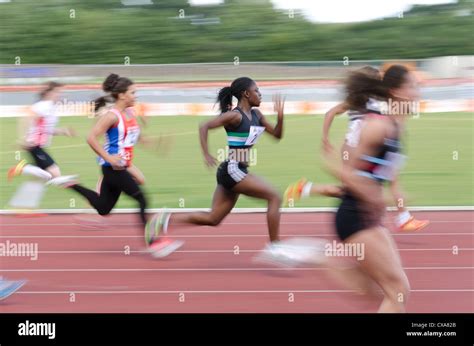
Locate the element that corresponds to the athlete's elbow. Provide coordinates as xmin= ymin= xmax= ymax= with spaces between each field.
xmin=324 ymin=112 xmax=333 ymax=119
xmin=86 ymin=135 xmax=93 ymax=145
xmin=198 ymin=123 xmax=206 ymax=132
xmin=199 ymin=123 xmax=210 ymax=137
xmin=86 ymin=134 xmax=97 ymax=147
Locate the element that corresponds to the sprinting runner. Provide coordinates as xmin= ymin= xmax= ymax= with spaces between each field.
xmin=149 ymin=77 xmax=299 ymax=265
xmin=323 ymin=65 xmax=417 ymax=312
xmin=286 ymin=66 xmax=429 ymax=232
xmin=7 ymin=81 xmax=78 ymax=185
xmin=49 ymin=73 xmax=182 ymax=258
xmin=4 ymin=82 xmax=75 ymax=300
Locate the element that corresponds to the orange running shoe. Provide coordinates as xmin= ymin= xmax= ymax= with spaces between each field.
xmin=7 ymin=159 xmax=27 ymax=182
xmin=283 ymin=178 xmax=308 ymax=206
xmin=398 ymin=216 xmax=430 ymax=232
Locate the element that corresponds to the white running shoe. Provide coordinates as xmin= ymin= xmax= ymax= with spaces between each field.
xmin=279 ymin=237 xmax=328 ymax=265
xmin=148 ymin=238 xmax=184 ymax=259
xmin=254 ymin=238 xmax=328 ymax=267
xmin=46 ymin=175 xmax=79 ymax=188
xmin=253 ymin=243 xmax=300 ymax=267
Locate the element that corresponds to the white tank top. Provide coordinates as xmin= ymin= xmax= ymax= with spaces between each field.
xmin=25 ymin=100 xmax=59 ymax=147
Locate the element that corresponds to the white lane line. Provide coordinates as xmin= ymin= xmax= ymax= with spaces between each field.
xmin=3 ymin=248 xmax=473 ymax=255
xmin=1 ymin=206 xmax=473 ymax=214
xmin=1 ymin=232 xmax=473 ymax=238
xmin=1 ymin=267 xmax=473 ymax=272
xmin=0 ymin=268 xmax=324 ymax=272
xmin=1 ymin=220 xmax=473 ymax=226
xmin=15 ymin=289 xmax=474 ymax=294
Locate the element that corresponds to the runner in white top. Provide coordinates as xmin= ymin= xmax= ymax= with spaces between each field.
xmin=7 ymin=81 xmax=78 ymax=185
xmin=5 ymin=82 xmax=77 ymax=299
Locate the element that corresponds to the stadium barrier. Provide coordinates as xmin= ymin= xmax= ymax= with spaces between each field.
xmin=1 ymin=99 xmax=473 ymax=118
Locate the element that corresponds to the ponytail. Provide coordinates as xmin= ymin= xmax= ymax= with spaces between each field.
xmin=344 ymin=70 xmax=387 ymax=112
xmin=217 ymin=86 xmax=233 ymax=113
xmin=93 ymin=95 xmax=114 ymax=114
xmin=215 ymin=77 xmax=255 ymax=113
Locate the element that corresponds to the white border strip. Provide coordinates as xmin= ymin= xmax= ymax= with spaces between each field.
xmin=1 ymin=206 xmax=473 ymax=215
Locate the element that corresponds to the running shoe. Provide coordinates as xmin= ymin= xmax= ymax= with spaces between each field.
xmin=283 ymin=178 xmax=308 ymax=206
xmin=148 ymin=238 xmax=184 ymax=259
xmin=398 ymin=216 xmax=430 ymax=232
xmin=46 ymin=175 xmax=79 ymax=188
xmin=253 ymin=243 xmax=300 ymax=267
xmin=0 ymin=279 xmax=27 ymax=301
xmin=7 ymin=159 xmax=27 ymax=182
xmin=145 ymin=211 xmax=171 ymax=245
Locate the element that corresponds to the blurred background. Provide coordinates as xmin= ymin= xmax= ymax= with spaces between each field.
xmin=0 ymin=0 xmax=472 ymax=209
xmin=1 ymin=0 xmax=473 ymax=64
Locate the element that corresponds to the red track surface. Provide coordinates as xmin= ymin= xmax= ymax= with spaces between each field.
xmin=1 ymin=211 xmax=473 ymax=313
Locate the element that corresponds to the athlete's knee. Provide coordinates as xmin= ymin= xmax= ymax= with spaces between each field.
xmin=200 ymin=211 xmax=224 ymax=226
xmin=96 ymin=201 xmax=115 ymax=216
xmin=268 ymin=189 xmax=281 ymax=205
xmin=207 ymin=216 xmax=223 ymax=227
xmin=385 ymin=270 xmax=410 ymax=302
xmin=47 ymin=165 xmax=61 ymax=178
xmin=397 ymin=272 xmax=411 ymax=301
xmin=97 ymin=206 xmax=113 ymax=216
xmin=393 ymin=279 xmax=410 ymax=306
